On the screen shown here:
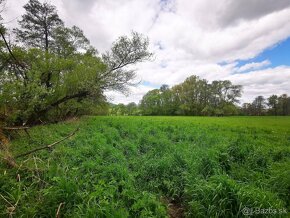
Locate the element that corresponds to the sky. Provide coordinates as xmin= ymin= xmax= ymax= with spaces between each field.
xmin=2 ymin=0 xmax=290 ymax=104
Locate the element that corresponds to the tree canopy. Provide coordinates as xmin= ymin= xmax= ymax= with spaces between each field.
xmin=110 ymin=82 xmax=289 ymax=117
xmin=0 ymin=0 xmax=152 ymax=125
xmin=14 ymin=0 xmax=63 ymax=51
xmin=241 ymin=94 xmax=290 ymax=116
xmin=140 ymin=75 xmax=242 ymax=116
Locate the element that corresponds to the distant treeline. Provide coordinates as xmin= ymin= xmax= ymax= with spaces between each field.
xmin=109 ymin=75 xmax=290 ymax=116
xmin=241 ymin=94 xmax=290 ymax=116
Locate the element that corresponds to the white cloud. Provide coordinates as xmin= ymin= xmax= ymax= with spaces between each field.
xmin=2 ymin=0 xmax=290 ymax=104
xmin=226 ymin=66 xmax=290 ymax=103
xmin=105 ymin=85 xmax=155 ymax=104
xmin=235 ymin=60 xmax=271 ymax=73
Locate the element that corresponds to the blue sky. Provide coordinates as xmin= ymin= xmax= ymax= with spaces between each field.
xmin=236 ymin=36 xmax=290 ymax=69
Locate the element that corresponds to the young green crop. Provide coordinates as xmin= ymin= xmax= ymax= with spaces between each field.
xmin=1 ymin=116 xmax=289 ymax=217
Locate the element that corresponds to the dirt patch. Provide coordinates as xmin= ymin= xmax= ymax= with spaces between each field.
xmin=161 ymin=197 xmax=185 ymax=218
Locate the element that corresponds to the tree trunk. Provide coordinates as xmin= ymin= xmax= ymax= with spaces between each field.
xmin=26 ymin=91 xmax=89 ymax=125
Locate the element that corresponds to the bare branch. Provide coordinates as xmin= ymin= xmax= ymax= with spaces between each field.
xmin=15 ymin=128 xmax=79 ymax=158
xmin=1 ymin=126 xmax=30 ymax=130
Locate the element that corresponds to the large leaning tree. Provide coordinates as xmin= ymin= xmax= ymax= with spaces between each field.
xmin=0 ymin=0 xmax=152 ymax=125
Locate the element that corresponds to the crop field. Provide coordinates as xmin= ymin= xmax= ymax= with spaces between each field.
xmin=1 ymin=116 xmax=290 ymax=217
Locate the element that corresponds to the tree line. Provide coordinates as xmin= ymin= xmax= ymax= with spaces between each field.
xmin=241 ymin=94 xmax=290 ymax=116
xmin=111 ymin=75 xmax=242 ymax=116
xmin=0 ymin=0 xmax=152 ymax=126
xmin=109 ymin=75 xmax=290 ymax=116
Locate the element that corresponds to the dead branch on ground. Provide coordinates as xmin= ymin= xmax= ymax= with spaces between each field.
xmin=15 ymin=128 xmax=79 ymax=158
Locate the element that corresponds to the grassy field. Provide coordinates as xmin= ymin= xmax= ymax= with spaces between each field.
xmin=1 ymin=116 xmax=290 ymax=217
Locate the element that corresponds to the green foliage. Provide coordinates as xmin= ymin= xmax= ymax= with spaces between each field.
xmin=1 ymin=116 xmax=289 ymax=217
xmin=101 ymin=31 xmax=153 ymax=93
xmin=110 ymin=102 xmax=140 ymax=116
xmin=140 ymin=76 xmax=242 ymax=116
xmin=0 ymin=48 xmax=107 ymax=124
xmin=52 ymin=25 xmax=96 ymax=57
xmin=0 ymin=0 xmax=152 ymax=125
xmin=14 ymin=0 xmax=64 ymax=51
xmin=241 ymin=94 xmax=290 ymax=116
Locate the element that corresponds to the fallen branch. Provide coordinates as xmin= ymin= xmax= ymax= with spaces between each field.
xmin=0 ymin=193 xmax=20 ymax=217
xmin=1 ymin=126 xmax=30 ymax=130
xmin=1 ymin=126 xmax=31 ymax=138
xmin=56 ymin=202 xmax=65 ymax=218
xmin=15 ymin=128 xmax=79 ymax=158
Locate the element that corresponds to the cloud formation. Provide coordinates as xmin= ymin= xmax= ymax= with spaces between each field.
xmin=2 ymin=0 xmax=290 ymax=104
xmin=235 ymin=60 xmax=271 ymax=73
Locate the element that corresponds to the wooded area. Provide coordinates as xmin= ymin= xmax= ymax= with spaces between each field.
xmin=110 ymin=78 xmax=290 ymax=116
xmin=0 ymin=0 xmax=152 ymax=126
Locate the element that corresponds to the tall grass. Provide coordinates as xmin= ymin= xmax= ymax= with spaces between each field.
xmin=1 ymin=116 xmax=289 ymax=217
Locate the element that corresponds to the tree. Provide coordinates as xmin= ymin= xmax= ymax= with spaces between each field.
xmin=241 ymin=94 xmax=290 ymax=116
xmin=222 ymin=103 xmax=238 ymax=116
xmin=174 ymin=75 xmax=207 ymax=115
xmin=127 ymin=102 xmax=138 ymax=115
xmin=159 ymin=84 xmax=175 ymax=115
xmin=13 ymin=0 xmax=66 ymax=89
xmin=252 ymin=96 xmax=266 ymax=115
xmin=140 ymin=89 xmax=162 ymax=115
xmin=51 ymin=25 xmax=96 ymax=57
xmin=14 ymin=0 xmax=63 ymax=51
xmin=277 ymin=94 xmax=290 ymax=115
xmin=0 ymin=1 xmax=153 ymax=125
xmin=140 ymin=75 xmax=242 ymax=116
xmin=101 ymin=31 xmax=152 ymax=93
xmin=201 ymin=105 xmax=214 ymax=116
xmin=209 ymin=80 xmax=242 ymax=108
xmin=241 ymin=103 xmax=253 ymax=115
xmin=14 ymin=0 xmax=95 ymax=57
xmin=3 ymin=32 xmax=151 ymax=124
xmin=268 ymin=95 xmax=278 ymax=115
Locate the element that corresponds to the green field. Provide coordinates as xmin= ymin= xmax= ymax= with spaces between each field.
xmin=1 ymin=116 xmax=290 ymax=217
